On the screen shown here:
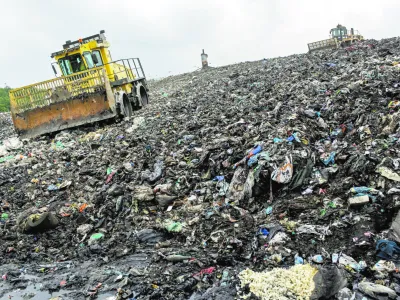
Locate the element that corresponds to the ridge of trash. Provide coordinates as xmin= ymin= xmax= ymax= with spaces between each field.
xmin=1 ymin=37 xmax=400 ymax=299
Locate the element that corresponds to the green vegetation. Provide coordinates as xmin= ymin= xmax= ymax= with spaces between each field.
xmin=0 ymin=87 xmax=11 ymax=112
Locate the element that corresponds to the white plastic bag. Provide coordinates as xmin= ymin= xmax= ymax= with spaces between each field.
xmin=271 ymin=156 xmax=293 ymax=183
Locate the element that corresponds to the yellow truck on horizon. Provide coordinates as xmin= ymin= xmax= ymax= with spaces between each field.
xmin=9 ymin=30 xmax=149 ymax=138
xmin=308 ymin=24 xmax=364 ymax=53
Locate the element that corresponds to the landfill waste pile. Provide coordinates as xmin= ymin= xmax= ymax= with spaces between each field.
xmin=1 ymin=37 xmax=400 ymax=299
xmin=0 ymin=112 xmax=15 ymax=141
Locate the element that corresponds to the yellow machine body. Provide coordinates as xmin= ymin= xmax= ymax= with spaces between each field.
xmin=308 ymin=24 xmax=364 ymax=53
xmin=9 ymin=30 xmax=148 ymax=138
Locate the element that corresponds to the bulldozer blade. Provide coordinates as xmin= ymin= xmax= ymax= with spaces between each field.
xmin=10 ymin=67 xmax=117 ymax=139
xmin=12 ymin=91 xmax=116 ymax=138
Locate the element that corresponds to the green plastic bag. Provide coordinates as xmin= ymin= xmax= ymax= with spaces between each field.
xmin=0 ymin=155 xmax=14 ymax=163
xmin=90 ymin=232 xmax=104 ymax=240
xmin=164 ymin=220 xmax=182 ymax=232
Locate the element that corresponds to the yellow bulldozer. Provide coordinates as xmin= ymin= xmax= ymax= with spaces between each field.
xmin=308 ymin=24 xmax=364 ymax=52
xmin=9 ymin=30 xmax=149 ymax=138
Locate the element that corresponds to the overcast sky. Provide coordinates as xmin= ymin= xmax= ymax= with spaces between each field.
xmin=1 ymin=0 xmax=399 ymax=88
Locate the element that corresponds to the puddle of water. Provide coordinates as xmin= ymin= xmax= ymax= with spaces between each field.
xmin=0 ymin=255 xmax=144 ymax=300
xmin=97 ymin=292 xmax=117 ymax=300
xmin=0 ymin=284 xmax=64 ymax=300
xmin=0 ymin=284 xmax=116 ymax=300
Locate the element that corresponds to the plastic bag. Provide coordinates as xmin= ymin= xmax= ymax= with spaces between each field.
xmin=3 ymin=137 xmax=22 ymax=150
xmin=376 ymin=166 xmax=400 ymax=182
xmin=271 ymin=156 xmax=293 ymax=183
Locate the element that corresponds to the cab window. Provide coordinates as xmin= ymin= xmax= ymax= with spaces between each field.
xmin=92 ymin=50 xmax=103 ymax=66
xmin=83 ymin=52 xmax=95 ymax=68
xmin=58 ymin=54 xmax=86 ymax=75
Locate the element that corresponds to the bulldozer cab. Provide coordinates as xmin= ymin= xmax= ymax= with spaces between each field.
xmin=52 ymin=31 xmax=112 ymax=77
xmin=330 ymin=24 xmax=348 ymax=41
xmin=51 ymin=31 xmax=145 ymax=88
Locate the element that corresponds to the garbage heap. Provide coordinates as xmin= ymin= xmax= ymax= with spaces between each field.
xmin=0 ymin=112 xmax=14 ymax=141
xmin=1 ymin=37 xmax=400 ymax=299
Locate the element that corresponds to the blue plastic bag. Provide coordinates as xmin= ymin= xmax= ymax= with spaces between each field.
xmin=321 ymin=152 xmax=335 ymax=166
xmin=213 ymin=176 xmax=225 ymax=182
xmin=376 ymin=239 xmax=400 ymax=261
xmin=295 ymin=255 xmax=304 ymax=265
